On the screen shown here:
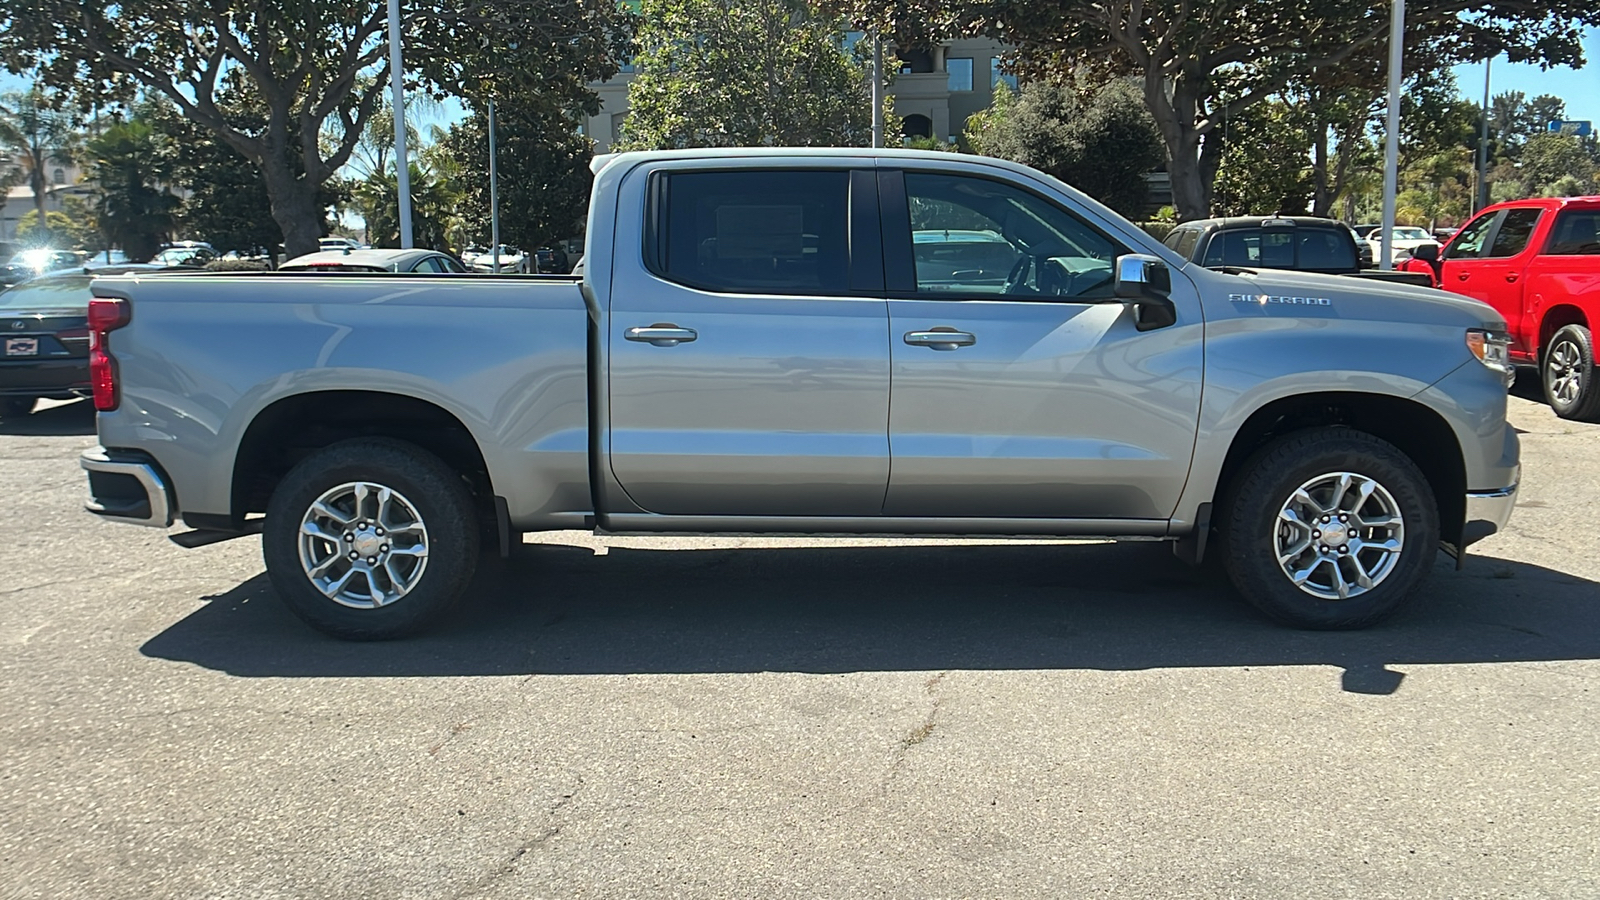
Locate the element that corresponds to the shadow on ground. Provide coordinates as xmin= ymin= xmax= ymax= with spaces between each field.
xmin=0 ymin=399 xmax=94 ymax=436
xmin=140 ymin=539 xmax=1598 ymax=693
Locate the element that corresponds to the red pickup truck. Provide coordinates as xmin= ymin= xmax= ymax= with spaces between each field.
xmin=1408 ymin=196 xmax=1600 ymax=420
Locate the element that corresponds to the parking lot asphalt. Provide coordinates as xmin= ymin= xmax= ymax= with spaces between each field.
xmin=2 ymin=384 xmax=1597 ymax=899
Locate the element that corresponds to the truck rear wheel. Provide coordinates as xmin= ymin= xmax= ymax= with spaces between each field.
xmin=263 ymin=438 xmax=479 ymax=640
xmin=1219 ymin=428 xmax=1439 ymax=629
xmin=1543 ymin=324 xmax=1600 ymax=422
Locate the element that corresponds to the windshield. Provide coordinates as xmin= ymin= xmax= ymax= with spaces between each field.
xmin=6 ymin=249 xmax=79 ymax=272
xmin=0 ymin=275 xmax=94 ymax=309
xmin=1392 ymin=227 xmax=1431 ymax=241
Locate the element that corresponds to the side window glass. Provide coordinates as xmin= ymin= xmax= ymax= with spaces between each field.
xmin=902 ymin=172 xmax=1124 ymax=299
xmin=1445 ymin=212 xmax=1498 ymax=260
xmin=440 ymin=256 xmax=466 ymax=273
xmin=1545 ymin=210 xmax=1600 ymax=255
xmin=412 ymin=257 xmax=443 ymax=273
xmin=1486 ymin=208 xmax=1541 ymax=258
xmin=1174 ymin=229 xmax=1199 ymax=260
xmin=1298 ymin=230 xmax=1356 ymax=270
xmin=656 ymin=169 xmax=849 ymax=295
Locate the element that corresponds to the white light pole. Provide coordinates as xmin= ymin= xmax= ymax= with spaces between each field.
xmin=387 ymin=0 xmax=413 ymax=249
xmin=871 ymin=31 xmax=884 ymax=149
xmin=1379 ymin=0 xmax=1404 ymax=270
xmin=489 ymin=99 xmax=500 ymax=273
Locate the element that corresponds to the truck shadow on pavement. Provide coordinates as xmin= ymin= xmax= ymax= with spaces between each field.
xmin=0 ymin=399 xmax=94 ymax=436
xmin=140 ymin=540 xmax=1599 ymax=694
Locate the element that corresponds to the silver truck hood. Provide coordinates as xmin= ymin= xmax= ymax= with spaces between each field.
xmin=1209 ymin=266 xmax=1504 ymax=329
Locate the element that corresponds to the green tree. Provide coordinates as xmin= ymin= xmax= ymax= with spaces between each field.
xmin=964 ymin=79 xmax=1164 ymax=219
xmin=0 ymin=85 xmax=81 ymax=245
xmin=1521 ymin=132 xmax=1597 ymax=196
xmin=15 ymin=208 xmax=97 ymax=249
xmin=3 ymin=0 xmax=634 ymax=258
xmin=352 ymin=157 xmax=461 ymax=251
xmin=145 ymin=88 xmax=339 ymax=255
xmin=618 ymin=0 xmax=871 ymax=149
xmin=442 ymin=100 xmax=594 ymax=251
xmin=822 ymin=0 xmax=1600 ymax=220
xmin=1212 ymin=100 xmax=1313 ymax=217
xmin=84 ymin=118 xmax=179 ymax=261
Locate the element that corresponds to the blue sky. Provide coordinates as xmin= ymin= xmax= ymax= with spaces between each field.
xmin=1451 ymin=27 xmax=1600 ymax=129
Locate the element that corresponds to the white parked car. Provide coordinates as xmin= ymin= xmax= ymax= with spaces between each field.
xmin=1366 ymin=226 xmax=1441 ymax=262
xmin=470 ymin=245 xmax=529 ymax=274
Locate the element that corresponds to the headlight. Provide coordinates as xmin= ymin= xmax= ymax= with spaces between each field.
xmin=1466 ymin=328 xmax=1515 ymax=388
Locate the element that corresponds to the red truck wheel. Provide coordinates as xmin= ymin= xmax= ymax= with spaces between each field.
xmin=1544 ymin=325 xmax=1600 ymax=422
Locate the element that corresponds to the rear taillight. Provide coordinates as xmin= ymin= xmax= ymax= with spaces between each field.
xmin=88 ymin=297 xmax=131 ymax=411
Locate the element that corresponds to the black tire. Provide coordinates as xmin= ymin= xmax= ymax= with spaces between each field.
xmin=1543 ymin=324 xmax=1600 ymax=422
xmin=0 ymin=397 xmax=35 ymax=418
xmin=263 ymin=438 xmax=480 ymax=640
xmin=1219 ymin=428 xmax=1439 ymax=630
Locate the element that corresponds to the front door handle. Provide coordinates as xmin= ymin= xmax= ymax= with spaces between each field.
xmin=625 ymin=323 xmax=698 ymax=347
xmin=1506 ymin=272 xmax=1520 ymax=282
xmin=1457 ymin=272 xmax=1470 ymax=280
xmin=904 ymin=328 xmax=976 ymax=350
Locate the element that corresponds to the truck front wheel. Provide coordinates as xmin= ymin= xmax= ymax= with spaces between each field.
xmin=1543 ymin=324 xmax=1600 ymax=422
xmin=1220 ymin=428 xmax=1439 ymax=629
xmin=263 ymin=438 xmax=480 ymax=640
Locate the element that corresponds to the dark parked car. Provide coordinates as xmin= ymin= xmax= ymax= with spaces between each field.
xmin=533 ymin=246 xmax=570 ymax=274
xmin=1162 ymin=217 xmax=1431 ymax=285
xmin=0 ymin=272 xmax=94 ymax=418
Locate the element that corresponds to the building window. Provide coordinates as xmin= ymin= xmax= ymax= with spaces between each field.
xmin=991 ymin=58 xmax=1018 ymax=92
xmin=52 ymin=168 xmax=66 ymax=185
xmin=947 ymin=58 xmax=973 ymax=92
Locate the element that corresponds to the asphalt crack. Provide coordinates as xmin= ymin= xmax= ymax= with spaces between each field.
xmin=448 ymin=777 xmax=582 ymax=899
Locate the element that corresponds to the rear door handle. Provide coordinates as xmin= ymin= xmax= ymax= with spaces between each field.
xmin=1506 ymin=272 xmax=1520 ymax=282
xmin=904 ymin=329 xmax=976 ymax=350
xmin=1457 ymin=272 xmax=1470 ymax=280
xmin=625 ymin=324 xmax=698 ymax=346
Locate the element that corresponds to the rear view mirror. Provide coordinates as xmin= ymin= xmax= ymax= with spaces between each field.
xmin=1113 ymin=254 xmax=1177 ymax=331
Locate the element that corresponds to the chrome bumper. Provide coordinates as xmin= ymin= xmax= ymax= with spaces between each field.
xmin=80 ymin=448 xmax=175 ymax=528
xmin=1461 ymin=482 xmax=1517 ymax=548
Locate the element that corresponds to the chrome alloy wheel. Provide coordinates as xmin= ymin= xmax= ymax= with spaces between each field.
xmin=1273 ymin=472 xmax=1405 ymax=601
xmin=297 ymin=481 xmax=429 ymax=609
xmin=1546 ymin=337 xmax=1585 ymax=406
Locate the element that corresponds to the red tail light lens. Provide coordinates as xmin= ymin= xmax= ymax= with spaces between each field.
xmin=87 ymin=297 xmax=131 ymax=412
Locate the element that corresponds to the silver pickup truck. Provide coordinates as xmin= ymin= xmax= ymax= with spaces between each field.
xmin=80 ymin=148 xmax=1520 ymax=639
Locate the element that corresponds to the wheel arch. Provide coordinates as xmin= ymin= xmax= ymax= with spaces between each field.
xmin=231 ymin=390 xmax=495 ymax=528
xmin=1539 ymin=304 xmax=1589 ymax=355
xmin=1213 ymin=391 xmax=1466 ymax=549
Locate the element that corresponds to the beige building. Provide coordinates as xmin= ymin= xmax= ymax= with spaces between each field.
xmin=584 ymin=36 xmax=1015 ymax=154
xmin=2 ymin=157 xmax=92 ymax=244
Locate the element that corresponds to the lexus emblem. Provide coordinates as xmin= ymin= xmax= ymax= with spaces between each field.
xmin=8 ymin=321 xmax=23 ymax=330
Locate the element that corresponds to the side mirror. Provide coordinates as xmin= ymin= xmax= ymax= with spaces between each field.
xmin=1113 ymin=253 xmax=1177 ymax=331
xmin=1411 ymin=243 xmax=1439 ymax=263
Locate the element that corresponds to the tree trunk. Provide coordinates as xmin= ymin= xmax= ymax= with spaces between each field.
xmin=259 ymin=157 xmax=324 ymax=260
xmin=30 ymin=163 xmax=48 ymax=243
xmin=1143 ymin=72 xmax=1211 ymax=221
xmin=1311 ymin=123 xmax=1332 ymax=217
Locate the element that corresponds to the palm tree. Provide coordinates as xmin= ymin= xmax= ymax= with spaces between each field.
xmin=0 ymin=85 xmax=81 ymax=245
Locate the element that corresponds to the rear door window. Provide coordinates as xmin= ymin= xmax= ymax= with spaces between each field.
xmin=1545 ymin=210 xmax=1600 ymax=255
xmin=1486 ymin=208 xmax=1542 ymax=258
xmin=651 ymin=169 xmax=850 ymax=295
xmin=1297 ymin=229 xmax=1357 ymax=270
